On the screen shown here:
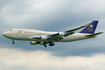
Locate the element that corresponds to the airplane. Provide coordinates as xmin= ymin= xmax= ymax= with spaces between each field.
xmin=2 ymin=20 xmax=103 ymax=47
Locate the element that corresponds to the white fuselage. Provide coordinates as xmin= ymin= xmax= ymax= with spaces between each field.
xmin=2 ymin=29 xmax=96 ymax=42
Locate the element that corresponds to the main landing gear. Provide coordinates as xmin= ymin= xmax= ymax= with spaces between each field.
xmin=44 ymin=44 xmax=47 ymax=47
xmin=43 ymin=41 xmax=55 ymax=48
xmin=49 ymin=41 xmax=55 ymax=46
xmin=12 ymin=40 xmax=15 ymax=44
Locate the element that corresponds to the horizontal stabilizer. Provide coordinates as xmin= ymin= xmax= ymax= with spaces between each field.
xmin=85 ymin=32 xmax=103 ymax=37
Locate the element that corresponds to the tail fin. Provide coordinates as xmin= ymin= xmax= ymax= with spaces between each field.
xmin=80 ymin=21 xmax=98 ymax=34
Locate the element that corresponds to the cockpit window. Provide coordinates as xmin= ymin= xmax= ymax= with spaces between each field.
xmin=10 ymin=29 xmax=12 ymax=31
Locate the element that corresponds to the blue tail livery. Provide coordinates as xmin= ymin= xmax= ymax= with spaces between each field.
xmin=80 ymin=21 xmax=98 ymax=34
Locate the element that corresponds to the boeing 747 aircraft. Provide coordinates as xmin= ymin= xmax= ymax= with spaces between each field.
xmin=2 ymin=21 xmax=103 ymax=47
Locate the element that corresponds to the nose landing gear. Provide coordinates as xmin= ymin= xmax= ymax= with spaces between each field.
xmin=43 ymin=41 xmax=55 ymax=47
xmin=12 ymin=40 xmax=15 ymax=44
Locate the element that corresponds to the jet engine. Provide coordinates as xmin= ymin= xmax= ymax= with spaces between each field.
xmin=32 ymin=36 xmax=48 ymax=40
xmin=59 ymin=32 xmax=74 ymax=37
xmin=40 ymin=36 xmax=48 ymax=40
xmin=30 ymin=41 xmax=40 ymax=45
xmin=40 ymin=42 xmax=45 ymax=45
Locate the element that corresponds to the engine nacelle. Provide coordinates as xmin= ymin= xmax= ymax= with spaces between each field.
xmin=58 ymin=32 xmax=65 ymax=36
xmin=30 ymin=41 xmax=40 ymax=45
xmin=59 ymin=32 xmax=74 ymax=37
xmin=32 ymin=36 xmax=41 ymax=39
xmin=40 ymin=36 xmax=48 ymax=40
xmin=40 ymin=42 xmax=44 ymax=45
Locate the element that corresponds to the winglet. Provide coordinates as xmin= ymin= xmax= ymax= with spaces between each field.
xmin=85 ymin=23 xmax=90 ymax=27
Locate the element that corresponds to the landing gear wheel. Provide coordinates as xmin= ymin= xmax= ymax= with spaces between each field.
xmin=12 ymin=40 xmax=15 ymax=44
xmin=49 ymin=41 xmax=55 ymax=46
xmin=49 ymin=44 xmax=51 ymax=46
xmin=50 ymin=43 xmax=55 ymax=46
xmin=44 ymin=44 xmax=47 ymax=47
xmin=51 ymin=43 xmax=55 ymax=46
xmin=12 ymin=42 xmax=15 ymax=44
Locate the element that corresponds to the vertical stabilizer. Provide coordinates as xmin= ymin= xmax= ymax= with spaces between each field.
xmin=80 ymin=21 xmax=98 ymax=34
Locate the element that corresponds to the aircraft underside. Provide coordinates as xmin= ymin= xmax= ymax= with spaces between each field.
xmin=10 ymin=36 xmax=89 ymax=47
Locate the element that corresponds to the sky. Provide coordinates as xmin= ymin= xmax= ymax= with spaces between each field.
xmin=0 ymin=0 xmax=105 ymax=70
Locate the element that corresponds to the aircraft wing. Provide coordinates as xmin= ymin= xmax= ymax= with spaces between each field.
xmin=46 ymin=23 xmax=90 ymax=41
xmin=65 ymin=23 xmax=90 ymax=32
xmin=31 ymin=23 xmax=90 ymax=41
xmin=30 ymin=33 xmax=63 ymax=41
xmin=47 ymin=33 xmax=63 ymax=41
xmin=48 ymin=23 xmax=90 ymax=37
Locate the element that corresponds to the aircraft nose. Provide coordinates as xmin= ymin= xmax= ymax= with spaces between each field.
xmin=2 ymin=32 xmax=9 ymax=37
xmin=2 ymin=31 xmax=12 ymax=38
xmin=2 ymin=32 xmax=6 ymax=36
